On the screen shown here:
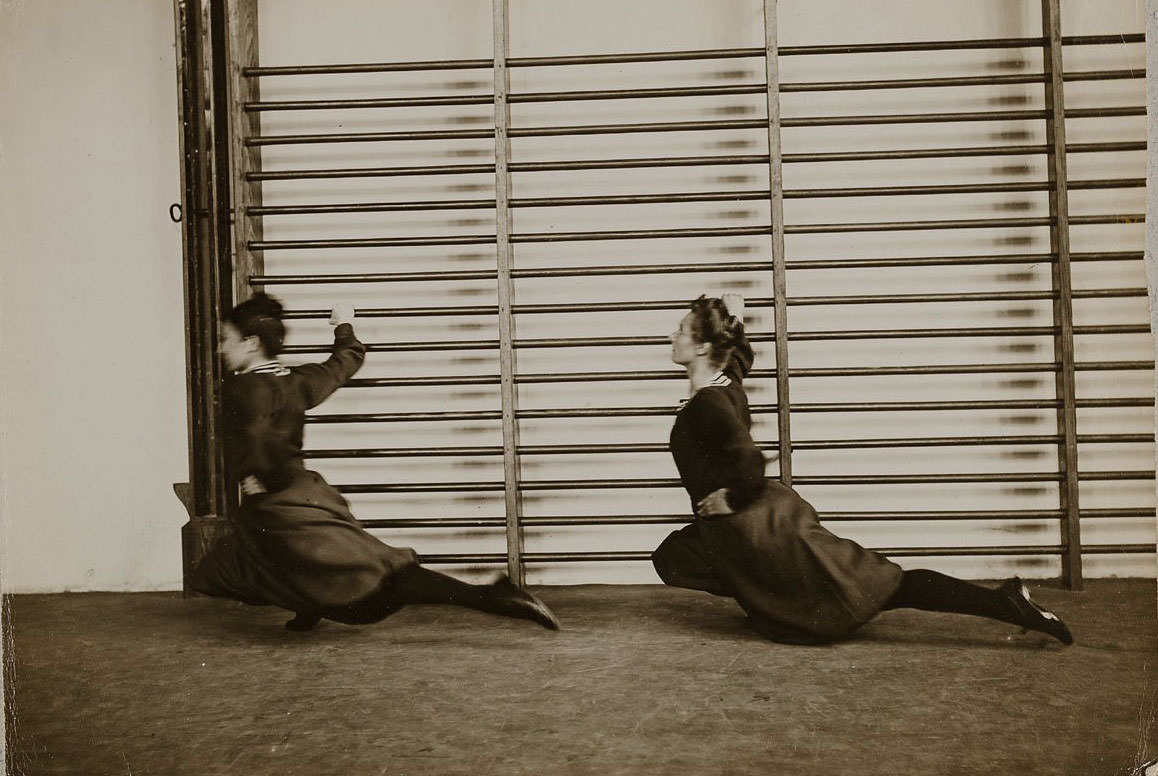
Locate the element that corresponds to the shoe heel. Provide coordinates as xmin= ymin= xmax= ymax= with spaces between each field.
xmin=1001 ymin=577 xmax=1073 ymax=646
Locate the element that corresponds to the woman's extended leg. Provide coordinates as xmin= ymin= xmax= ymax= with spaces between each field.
xmin=291 ymin=565 xmax=560 ymax=632
xmin=387 ymin=565 xmax=559 ymax=629
xmin=881 ymin=569 xmax=1072 ymax=644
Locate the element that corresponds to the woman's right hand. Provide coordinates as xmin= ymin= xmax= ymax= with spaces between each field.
xmin=329 ymin=302 xmax=356 ymax=327
xmin=696 ymin=487 xmax=734 ymax=518
xmin=240 ymin=475 xmax=267 ymax=497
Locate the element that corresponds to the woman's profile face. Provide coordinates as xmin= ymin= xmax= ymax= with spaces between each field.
xmin=669 ymin=312 xmax=703 ymax=366
xmin=218 ymin=322 xmax=257 ymax=372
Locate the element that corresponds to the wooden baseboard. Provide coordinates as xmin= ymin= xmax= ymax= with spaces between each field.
xmin=180 ymin=515 xmax=232 ymax=596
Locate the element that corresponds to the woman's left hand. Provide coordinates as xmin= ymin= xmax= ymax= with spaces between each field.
xmin=696 ymin=488 xmax=734 ymax=518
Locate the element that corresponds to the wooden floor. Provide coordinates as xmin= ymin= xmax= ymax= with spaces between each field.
xmin=4 ymin=579 xmax=1156 ymax=776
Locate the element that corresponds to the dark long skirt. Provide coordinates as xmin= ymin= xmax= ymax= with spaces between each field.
xmin=652 ymin=479 xmax=903 ymax=644
xmin=189 ymin=470 xmax=419 ymax=616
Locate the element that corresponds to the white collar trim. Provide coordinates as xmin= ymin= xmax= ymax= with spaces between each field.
xmin=241 ymin=361 xmax=290 ymax=376
xmin=678 ymin=371 xmax=731 ymax=408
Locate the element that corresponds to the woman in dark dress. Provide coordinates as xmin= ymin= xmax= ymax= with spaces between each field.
xmin=652 ymin=293 xmax=1073 ymax=646
xmin=190 ymin=293 xmax=559 ymax=632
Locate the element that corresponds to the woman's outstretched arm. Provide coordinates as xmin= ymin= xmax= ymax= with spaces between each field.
xmin=295 ymin=303 xmax=367 ymax=408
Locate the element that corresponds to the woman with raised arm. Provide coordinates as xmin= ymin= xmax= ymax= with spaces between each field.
xmin=189 ymin=293 xmax=558 ymax=633
xmin=652 ymin=293 xmax=1072 ymax=646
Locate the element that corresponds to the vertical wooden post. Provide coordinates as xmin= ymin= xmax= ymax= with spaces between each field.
xmin=226 ymin=0 xmax=263 ymax=304
xmin=1041 ymin=0 xmax=1083 ymax=590
xmin=173 ymin=0 xmax=207 ymax=520
xmin=492 ymin=0 xmax=525 ymax=584
xmin=206 ymin=0 xmax=235 ymax=323
xmin=763 ymin=0 xmax=793 ymax=484
xmin=173 ymin=0 xmax=232 ymax=591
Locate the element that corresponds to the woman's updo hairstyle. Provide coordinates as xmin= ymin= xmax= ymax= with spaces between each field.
xmin=688 ymin=295 xmax=743 ymax=367
xmin=225 ymin=292 xmax=286 ymax=358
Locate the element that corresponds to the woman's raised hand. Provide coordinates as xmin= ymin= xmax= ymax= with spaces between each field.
xmin=720 ymin=293 xmax=745 ymax=322
xmin=329 ymin=302 xmax=356 ymax=327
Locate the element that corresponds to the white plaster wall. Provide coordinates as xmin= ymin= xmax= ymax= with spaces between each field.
xmin=0 ymin=0 xmax=188 ymax=592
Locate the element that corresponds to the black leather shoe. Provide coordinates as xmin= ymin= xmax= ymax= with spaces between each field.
xmin=285 ymin=612 xmax=321 ymax=632
xmin=493 ymin=575 xmax=560 ymax=630
xmin=1000 ymin=577 xmax=1073 ymax=645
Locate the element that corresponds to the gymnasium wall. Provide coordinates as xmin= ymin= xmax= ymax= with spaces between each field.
xmin=0 ymin=0 xmax=1152 ymax=593
xmin=0 ymin=0 xmax=188 ymax=592
xmin=252 ymin=0 xmax=1154 ymax=584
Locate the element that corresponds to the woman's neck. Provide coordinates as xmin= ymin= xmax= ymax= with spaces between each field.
xmin=685 ymin=359 xmax=720 ymax=394
xmin=239 ymin=354 xmax=277 ymax=373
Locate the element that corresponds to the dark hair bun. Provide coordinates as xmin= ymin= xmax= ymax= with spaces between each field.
xmin=225 ymin=292 xmax=287 ymax=357
xmin=246 ymin=292 xmax=283 ymax=320
xmin=716 ymin=313 xmax=742 ymax=348
xmin=688 ymin=295 xmax=741 ymax=365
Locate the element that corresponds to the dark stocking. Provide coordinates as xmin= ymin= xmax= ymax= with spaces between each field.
xmin=882 ymin=569 xmax=1021 ymax=625
xmin=882 ymin=569 xmax=1073 ymax=644
xmin=335 ymin=565 xmax=559 ymax=629
xmin=386 ymin=565 xmax=507 ymax=612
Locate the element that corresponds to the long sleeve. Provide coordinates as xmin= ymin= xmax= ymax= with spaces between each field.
xmin=294 ymin=323 xmax=366 ymax=409
xmin=686 ymin=388 xmax=767 ymax=511
xmin=722 ymin=323 xmax=754 ymax=384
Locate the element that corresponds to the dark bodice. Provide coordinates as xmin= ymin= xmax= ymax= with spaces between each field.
xmin=223 ymin=323 xmax=365 ymax=493
xmin=668 ymin=326 xmax=767 ymax=511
